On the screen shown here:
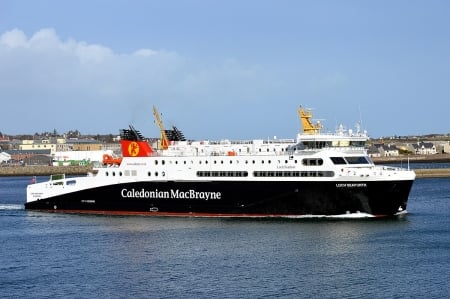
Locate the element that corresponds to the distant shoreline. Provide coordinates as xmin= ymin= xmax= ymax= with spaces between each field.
xmin=372 ymin=154 xmax=450 ymax=164
xmin=0 ymin=165 xmax=93 ymax=177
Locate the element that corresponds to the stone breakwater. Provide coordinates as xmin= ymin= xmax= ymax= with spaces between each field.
xmin=413 ymin=168 xmax=450 ymax=178
xmin=0 ymin=165 xmax=93 ymax=176
xmin=372 ymin=154 xmax=450 ymax=164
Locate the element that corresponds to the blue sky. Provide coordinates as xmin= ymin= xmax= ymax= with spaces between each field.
xmin=1 ymin=0 xmax=449 ymax=139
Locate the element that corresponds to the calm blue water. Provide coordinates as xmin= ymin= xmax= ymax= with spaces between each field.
xmin=1 ymin=175 xmax=450 ymax=298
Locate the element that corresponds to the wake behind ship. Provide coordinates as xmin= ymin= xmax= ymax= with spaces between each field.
xmin=25 ymin=107 xmax=415 ymax=218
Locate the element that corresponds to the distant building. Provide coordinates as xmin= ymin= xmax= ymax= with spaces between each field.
xmin=367 ymin=145 xmax=381 ymax=157
xmin=443 ymin=142 xmax=450 ymax=154
xmin=0 ymin=152 xmax=11 ymax=163
xmin=369 ymin=143 xmax=399 ymax=157
xmin=412 ymin=142 xmax=437 ymax=155
xmin=69 ymin=138 xmax=103 ymax=151
xmin=19 ymin=139 xmax=57 ymax=154
xmin=381 ymin=144 xmax=400 ymax=157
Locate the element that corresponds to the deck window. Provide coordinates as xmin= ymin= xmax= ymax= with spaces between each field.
xmin=330 ymin=157 xmax=347 ymax=165
xmin=253 ymin=171 xmax=334 ymax=177
xmin=302 ymin=158 xmax=324 ymax=166
xmin=345 ymin=156 xmax=370 ymax=164
xmin=197 ymin=171 xmax=248 ymax=177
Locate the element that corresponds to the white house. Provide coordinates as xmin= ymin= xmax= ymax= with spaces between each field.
xmin=412 ymin=142 xmax=437 ymax=155
xmin=0 ymin=152 xmax=11 ymax=163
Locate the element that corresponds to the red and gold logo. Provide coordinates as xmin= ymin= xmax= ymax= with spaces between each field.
xmin=128 ymin=141 xmax=140 ymax=157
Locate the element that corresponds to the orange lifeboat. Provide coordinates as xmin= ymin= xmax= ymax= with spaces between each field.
xmin=102 ymin=154 xmax=122 ymax=166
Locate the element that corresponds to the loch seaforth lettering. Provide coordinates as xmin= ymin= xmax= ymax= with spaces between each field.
xmin=336 ymin=183 xmax=367 ymax=188
xmin=121 ymin=188 xmax=222 ymax=200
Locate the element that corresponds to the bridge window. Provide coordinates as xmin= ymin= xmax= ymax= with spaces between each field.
xmin=345 ymin=156 xmax=370 ymax=164
xmin=330 ymin=157 xmax=347 ymax=165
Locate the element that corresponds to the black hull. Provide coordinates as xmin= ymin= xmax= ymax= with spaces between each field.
xmin=25 ymin=180 xmax=414 ymax=217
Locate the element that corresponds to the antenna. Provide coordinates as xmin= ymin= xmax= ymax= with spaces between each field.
xmin=358 ymin=104 xmax=363 ymax=133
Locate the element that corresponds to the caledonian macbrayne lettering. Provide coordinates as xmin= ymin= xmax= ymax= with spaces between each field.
xmin=121 ymin=188 xmax=222 ymax=200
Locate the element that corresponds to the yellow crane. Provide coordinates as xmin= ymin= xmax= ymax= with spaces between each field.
xmin=152 ymin=105 xmax=169 ymax=150
xmin=298 ymin=106 xmax=323 ymax=134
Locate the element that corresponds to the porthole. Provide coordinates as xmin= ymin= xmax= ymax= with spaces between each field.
xmin=147 ymin=171 xmax=151 ymax=176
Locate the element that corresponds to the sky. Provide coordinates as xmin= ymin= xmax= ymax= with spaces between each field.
xmin=1 ymin=0 xmax=449 ymax=139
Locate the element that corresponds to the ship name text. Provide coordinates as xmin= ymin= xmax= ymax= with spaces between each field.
xmin=121 ymin=188 xmax=222 ymax=200
xmin=336 ymin=183 xmax=367 ymax=188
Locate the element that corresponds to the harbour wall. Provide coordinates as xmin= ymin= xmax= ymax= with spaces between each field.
xmin=0 ymin=165 xmax=449 ymax=178
xmin=372 ymin=154 xmax=450 ymax=164
xmin=413 ymin=168 xmax=450 ymax=178
xmin=0 ymin=165 xmax=93 ymax=177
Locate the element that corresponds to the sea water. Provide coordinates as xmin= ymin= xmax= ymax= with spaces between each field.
xmin=1 ymin=175 xmax=450 ymax=298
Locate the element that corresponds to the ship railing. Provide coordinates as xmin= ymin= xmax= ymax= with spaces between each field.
xmin=339 ymin=165 xmax=412 ymax=178
xmin=293 ymin=146 xmax=366 ymax=153
xmin=380 ymin=165 xmax=411 ymax=172
xmin=298 ymin=131 xmax=368 ymax=137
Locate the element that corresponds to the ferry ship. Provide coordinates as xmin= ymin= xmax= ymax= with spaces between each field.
xmin=25 ymin=107 xmax=415 ymax=218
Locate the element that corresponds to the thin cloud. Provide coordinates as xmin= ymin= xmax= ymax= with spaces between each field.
xmin=0 ymin=28 xmax=280 ymax=136
xmin=0 ymin=28 xmax=28 ymax=47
